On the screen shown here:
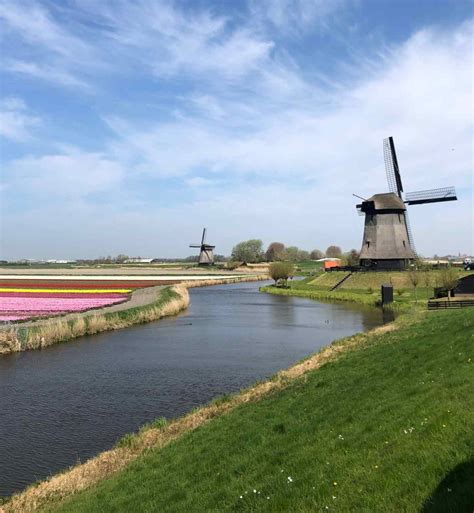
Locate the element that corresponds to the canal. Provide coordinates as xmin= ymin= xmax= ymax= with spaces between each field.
xmin=0 ymin=281 xmax=388 ymax=497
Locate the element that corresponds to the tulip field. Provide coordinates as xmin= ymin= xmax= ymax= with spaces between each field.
xmin=0 ymin=282 xmax=133 ymax=322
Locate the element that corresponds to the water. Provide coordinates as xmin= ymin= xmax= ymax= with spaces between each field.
xmin=0 ymin=281 xmax=388 ymax=497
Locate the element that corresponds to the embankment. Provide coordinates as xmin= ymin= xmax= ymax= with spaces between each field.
xmin=260 ymin=283 xmax=381 ymax=306
xmin=2 ymin=308 xmax=472 ymax=512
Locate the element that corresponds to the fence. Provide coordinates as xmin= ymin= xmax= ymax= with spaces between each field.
xmin=428 ymin=300 xmax=474 ymax=310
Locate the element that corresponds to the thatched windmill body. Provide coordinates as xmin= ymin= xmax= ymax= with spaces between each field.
xmin=356 ymin=137 xmax=457 ymax=270
xmin=190 ymin=228 xmax=215 ymax=265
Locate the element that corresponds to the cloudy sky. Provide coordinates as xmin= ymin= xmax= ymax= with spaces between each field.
xmin=1 ymin=0 xmax=472 ymax=260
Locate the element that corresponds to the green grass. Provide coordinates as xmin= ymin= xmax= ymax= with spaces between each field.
xmin=49 ymin=309 xmax=474 ymax=513
xmin=266 ymin=270 xmax=472 ymax=308
xmin=293 ymin=260 xmax=324 ymax=276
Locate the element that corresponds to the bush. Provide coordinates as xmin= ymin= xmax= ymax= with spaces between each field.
xmin=269 ymin=262 xmax=295 ymax=287
xmin=225 ymin=261 xmax=241 ymax=270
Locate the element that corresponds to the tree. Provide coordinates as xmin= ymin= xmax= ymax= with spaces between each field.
xmin=231 ymin=239 xmax=264 ymax=263
xmin=282 ymin=246 xmax=299 ymax=262
xmin=265 ymin=242 xmax=285 ymax=262
xmin=422 ymin=271 xmax=432 ymax=289
xmin=297 ymin=250 xmax=310 ymax=261
xmin=409 ymin=269 xmax=420 ymax=303
xmin=310 ymin=249 xmax=323 ymax=260
xmin=326 ymin=245 xmax=342 ymax=258
xmin=346 ymin=249 xmax=360 ymax=266
xmin=439 ymin=267 xmax=459 ymax=300
xmin=116 ymin=254 xmax=129 ymax=263
xmin=269 ymin=262 xmax=295 ymax=287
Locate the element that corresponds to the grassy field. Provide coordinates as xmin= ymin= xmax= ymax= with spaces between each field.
xmin=20 ymin=308 xmax=472 ymax=513
xmin=267 ymin=269 xmax=471 ymax=307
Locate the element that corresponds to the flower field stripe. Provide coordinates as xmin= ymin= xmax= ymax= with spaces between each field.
xmin=0 ymin=292 xmax=128 ymax=299
xmin=0 ymin=281 xmax=167 ymax=289
xmin=0 ymin=297 xmax=127 ymax=312
xmin=0 ymin=288 xmax=131 ymax=294
xmin=0 ymin=315 xmax=31 ymax=321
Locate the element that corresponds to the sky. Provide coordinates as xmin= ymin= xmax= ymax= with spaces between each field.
xmin=0 ymin=0 xmax=473 ymax=260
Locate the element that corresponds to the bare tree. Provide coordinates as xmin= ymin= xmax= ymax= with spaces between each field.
xmin=409 ymin=270 xmax=420 ymax=303
xmin=326 ymin=245 xmax=342 ymax=258
xmin=439 ymin=267 xmax=459 ymax=300
xmin=346 ymin=249 xmax=360 ymax=266
xmin=265 ymin=242 xmax=285 ymax=262
xmin=310 ymin=249 xmax=323 ymax=260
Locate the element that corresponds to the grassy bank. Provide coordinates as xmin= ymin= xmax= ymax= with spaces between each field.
xmin=261 ymin=283 xmax=382 ymax=306
xmin=263 ymin=269 xmax=471 ymax=308
xmin=4 ymin=308 xmax=473 ymax=512
xmin=0 ymin=286 xmax=189 ymax=354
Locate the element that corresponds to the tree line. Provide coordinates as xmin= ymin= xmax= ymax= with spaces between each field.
xmin=230 ymin=240 xmax=360 ymax=265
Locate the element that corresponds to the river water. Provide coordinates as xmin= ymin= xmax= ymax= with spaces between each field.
xmin=0 ymin=281 xmax=389 ymax=497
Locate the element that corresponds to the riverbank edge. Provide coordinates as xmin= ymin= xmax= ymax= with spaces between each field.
xmin=260 ymin=284 xmax=411 ymax=310
xmin=0 ymin=276 xmax=266 ymax=355
xmin=0 ymin=308 xmax=418 ymax=513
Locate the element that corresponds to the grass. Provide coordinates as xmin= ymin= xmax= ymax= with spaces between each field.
xmin=7 ymin=308 xmax=470 ymax=513
xmin=264 ymin=270 xmax=472 ymax=308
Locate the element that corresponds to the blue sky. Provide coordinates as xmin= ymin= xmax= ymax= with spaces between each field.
xmin=1 ymin=0 xmax=472 ymax=259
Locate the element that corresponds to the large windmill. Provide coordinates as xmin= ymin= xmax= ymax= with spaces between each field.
xmin=356 ymin=137 xmax=457 ymax=270
xmin=189 ymin=228 xmax=215 ymax=266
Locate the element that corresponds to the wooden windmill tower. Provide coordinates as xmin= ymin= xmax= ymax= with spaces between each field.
xmin=356 ymin=137 xmax=457 ymax=270
xmin=189 ymin=228 xmax=215 ymax=266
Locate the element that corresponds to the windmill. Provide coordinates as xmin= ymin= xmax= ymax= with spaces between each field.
xmin=189 ymin=228 xmax=215 ymax=266
xmin=356 ymin=137 xmax=457 ymax=270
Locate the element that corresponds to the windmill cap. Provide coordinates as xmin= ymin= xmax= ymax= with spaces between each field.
xmin=366 ymin=192 xmax=406 ymax=211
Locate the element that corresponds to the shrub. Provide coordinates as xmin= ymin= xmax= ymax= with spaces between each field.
xmin=269 ymin=262 xmax=295 ymax=287
xmin=225 ymin=261 xmax=241 ymax=270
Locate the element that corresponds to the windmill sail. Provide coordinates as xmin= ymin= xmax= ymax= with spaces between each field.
xmin=403 ymin=211 xmax=416 ymax=254
xmin=384 ymin=137 xmax=403 ymax=198
xmin=404 ymin=186 xmax=457 ymax=205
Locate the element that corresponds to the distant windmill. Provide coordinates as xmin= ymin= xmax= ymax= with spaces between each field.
xmin=189 ymin=228 xmax=215 ymax=266
xmin=355 ymin=137 xmax=457 ymax=270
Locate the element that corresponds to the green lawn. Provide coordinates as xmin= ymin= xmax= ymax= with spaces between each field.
xmin=49 ymin=309 xmax=474 ymax=513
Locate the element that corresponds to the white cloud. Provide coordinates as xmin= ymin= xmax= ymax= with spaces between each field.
xmin=185 ymin=176 xmax=215 ymax=187
xmin=249 ymin=0 xmax=345 ymax=34
xmin=0 ymin=0 xmax=92 ymax=58
xmin=4 ymin=149 xmax=124 ymax=197
xmin=0 ymin=97 xmax=40 ymax=141
xmin=5 ymin=60 xmax=91 ymax=90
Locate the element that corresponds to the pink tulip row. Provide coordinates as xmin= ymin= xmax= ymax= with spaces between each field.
xmin=0 ymin=297 xmax=126 ymax=312
xmin=0 ymin=315 xmax=30 ymax=322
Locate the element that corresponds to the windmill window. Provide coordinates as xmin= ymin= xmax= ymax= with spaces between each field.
xmin=366 ymin=241 xmax=370 ymax=248
xmin=403 ymin=240 xmax=406 ymax=247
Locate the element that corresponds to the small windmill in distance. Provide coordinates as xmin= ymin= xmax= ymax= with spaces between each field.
xmin=355 ymin=137 xmax=457 ymax=270
xmin=189 ymin=228 xmax=215 ymax=266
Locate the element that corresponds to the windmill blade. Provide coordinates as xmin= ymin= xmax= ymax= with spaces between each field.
xmin=404 ymin=211 xmax=417 ymax=255
xmin=404 ymin=186 xmax=457 ymax=205
xmin=201 ymin=228 xmax=207 ymax=245
xmin=383 ymin=137 xmax=403 ymax=198
xmin=189 ymin=244 xmax=201 ymax=248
